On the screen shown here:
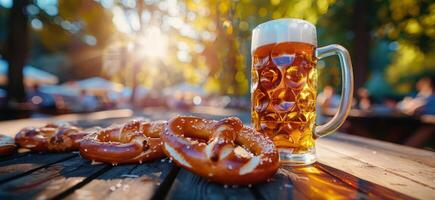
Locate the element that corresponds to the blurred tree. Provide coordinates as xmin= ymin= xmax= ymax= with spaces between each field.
xmin=34 ymin=0 xmax=115 ymax=81
xmin=352 ymin=0 xmax=371 ymax=91
xmin=317 ymin=0 xmax=435 ymax=96
xmin=174 ymin=0 xmax=336 ymax=95
xmin=380 ymin=0 xmax=435 ymax=94
xmin=222 ymin=0 xmax=434 ymax=97
xmin=2 ymin=0 xmax=117 ymax=108
xmin=6 ymin=0 xmax=29 ymax=105
xmin=192 ymin=0 xmax=337 ymax=95
xmin=0 ymin=7 xmax=8 ymax=54
xmin=2 ymin=0 xmax=433 ymax=103
xmin=182 ymin=0 xmax=249 ymax=95
xmin=97 ymin=0 xmax=187 ymax=102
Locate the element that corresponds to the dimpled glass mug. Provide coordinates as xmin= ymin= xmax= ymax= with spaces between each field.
xmin=251 ymin=18 xmax=354 ymax=166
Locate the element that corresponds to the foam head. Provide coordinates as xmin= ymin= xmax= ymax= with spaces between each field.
xmin=251 ymin=18 xmax=317 ymax=52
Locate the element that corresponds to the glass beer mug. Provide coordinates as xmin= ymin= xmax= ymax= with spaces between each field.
xmin=251 ymin=18 xmax=354 ymax=165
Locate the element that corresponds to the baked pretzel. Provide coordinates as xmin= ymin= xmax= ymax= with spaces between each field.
xmin=0 ymin=134 xmax=16 ymax=155
xmin=15 ymin=124 xmax=87 ymax=152
xmin=162 ymin=116 xmax=279 ymax=185
xmin=79 ymin=120 xmax=166 ymax=164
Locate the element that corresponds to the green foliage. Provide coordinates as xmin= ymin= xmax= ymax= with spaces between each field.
xmin=182 ymin=0 xmax=337 ymax=95
xmin=317 ymin=0 xmax=435 ymax=95
xmin=381 ymin=0 xmax=435 ymax=94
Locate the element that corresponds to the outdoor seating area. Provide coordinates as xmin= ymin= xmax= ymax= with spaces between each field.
xmin=0 ymin=0 xmax=433 ymax=199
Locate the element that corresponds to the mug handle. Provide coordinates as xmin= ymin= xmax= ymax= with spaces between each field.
xmin=314 ymin=44 xmax=354 ymax=138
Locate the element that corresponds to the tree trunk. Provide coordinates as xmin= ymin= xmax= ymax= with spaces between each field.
xmin=352 ymin=0 xmax=371 ymax=91
xmin=6 ymin=0 xmax=29 ymax=105
xmin=129 ymin=0 xmax=144 ymax=105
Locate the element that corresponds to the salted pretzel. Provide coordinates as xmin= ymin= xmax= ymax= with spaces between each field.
xmin=79 ymin=120 xmax=167 ymax=164
xmin=15 ymin=124 xmax=87 ymax=152
xmin=162 ymin=116 xmax=279 ymax=185
xmin=0 ymin=135 xmax=16 ymax=155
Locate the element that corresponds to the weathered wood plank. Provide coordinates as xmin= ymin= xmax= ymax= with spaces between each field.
xmin=317 ymin=142 xmax=434 ymax=200
xmin=319 ymin=134 xmax=435 ymax=189
xmin=150 ymin=164 xmax=180 ymax=200
xmin=0 ymin=153 xmax=76 ymax=183
xmin=326 ymin=133 xmax=435 ymax=167
xmin=165 ymin=168 xmax=257 ymax=200
xmin=0 ymin=114 xmax=433 ymax=200
xmin=0 ymin=156 xmax=109 ymax=200
xmin=0 ymin=152 xmax=29 ymax=163
xmin=66 ymin=158 xmax=173 ymax=200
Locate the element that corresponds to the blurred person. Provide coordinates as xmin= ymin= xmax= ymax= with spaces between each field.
xmin=397 ymin=76 xmax=434 ymax=115
xmin=98 ymin=91 xmax=115 ymax=110
xmin=167 ymin=92 xmax=189 ymax=110
xmin=415 ymin=76 xmax=435 ymax=115
xmin=404 ymin=76 xmax=435 ymax=147
xmin=80 ymin=89 xmax=99 ymax=112
xmin=53 ymin=94 xmax=68 ymax=113
xmin=317 ymin=86 xmax=340 ymax=113
xmin=356 ymin=87 xmax=372 ymax=110
xmin=27 ymin=84 xmax=55 ymax=110
xmin=383 ymin=95 xmax=398 ymax=110
xmin=405 ymin=122 xmax=435 ymax=148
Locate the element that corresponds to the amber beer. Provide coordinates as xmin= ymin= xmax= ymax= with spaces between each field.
xmin=251 ymin=19 xmax=354 ymax=165
xmin=252 ymin=41 xmax=317 ymax=153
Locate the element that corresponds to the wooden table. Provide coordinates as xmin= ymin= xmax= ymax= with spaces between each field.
xmin=0 ymin=110 xmax=434 ymax=200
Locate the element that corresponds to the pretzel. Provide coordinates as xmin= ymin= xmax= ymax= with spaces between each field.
xmin=79 ymin=120 xmax=166 ymax=164
xmin=162 ymin=116 xmax=279 ymax=185
xmin=15 ymin=124 xmax=87 ymax=152
xmin=0 ymin=135 xmax=16 ymax=155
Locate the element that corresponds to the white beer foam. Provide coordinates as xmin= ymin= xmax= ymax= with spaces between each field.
xmin=251 ymin=18 xmax=317 ymax=52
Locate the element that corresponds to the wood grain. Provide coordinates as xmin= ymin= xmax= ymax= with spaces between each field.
xmin=325 ymin=133 xmax=435 ymax=167
xmin=0 ymin=114 xmax=433 ymax=200
xmin=66 ymin=159 xmax=173 ymax=200
xmin=317 ymin=134 xmax=435 ymax=200
xmin=165 ymin=169 xmax=257 ymax=200
xmin=0 ymin=153 xmax=76 ymax=184
xmin=320 ymin=134 xmax=435 ymax=186
xmin=0 ymin=156 xmax=107 ymax=200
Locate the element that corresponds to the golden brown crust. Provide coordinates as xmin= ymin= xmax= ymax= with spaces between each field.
xmin=161 ymin=116 xmax=279 ymax=185
xmin=0 ymin=135 xmax=16 ymax=155
xmin=15 ymin=124 xmax=86 ymax=152
xmin=79 ymin=120 xmax=167 ymax=164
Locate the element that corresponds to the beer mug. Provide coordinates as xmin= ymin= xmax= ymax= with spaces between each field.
xmin=251 ymin=18 xmax=354 ymax=165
